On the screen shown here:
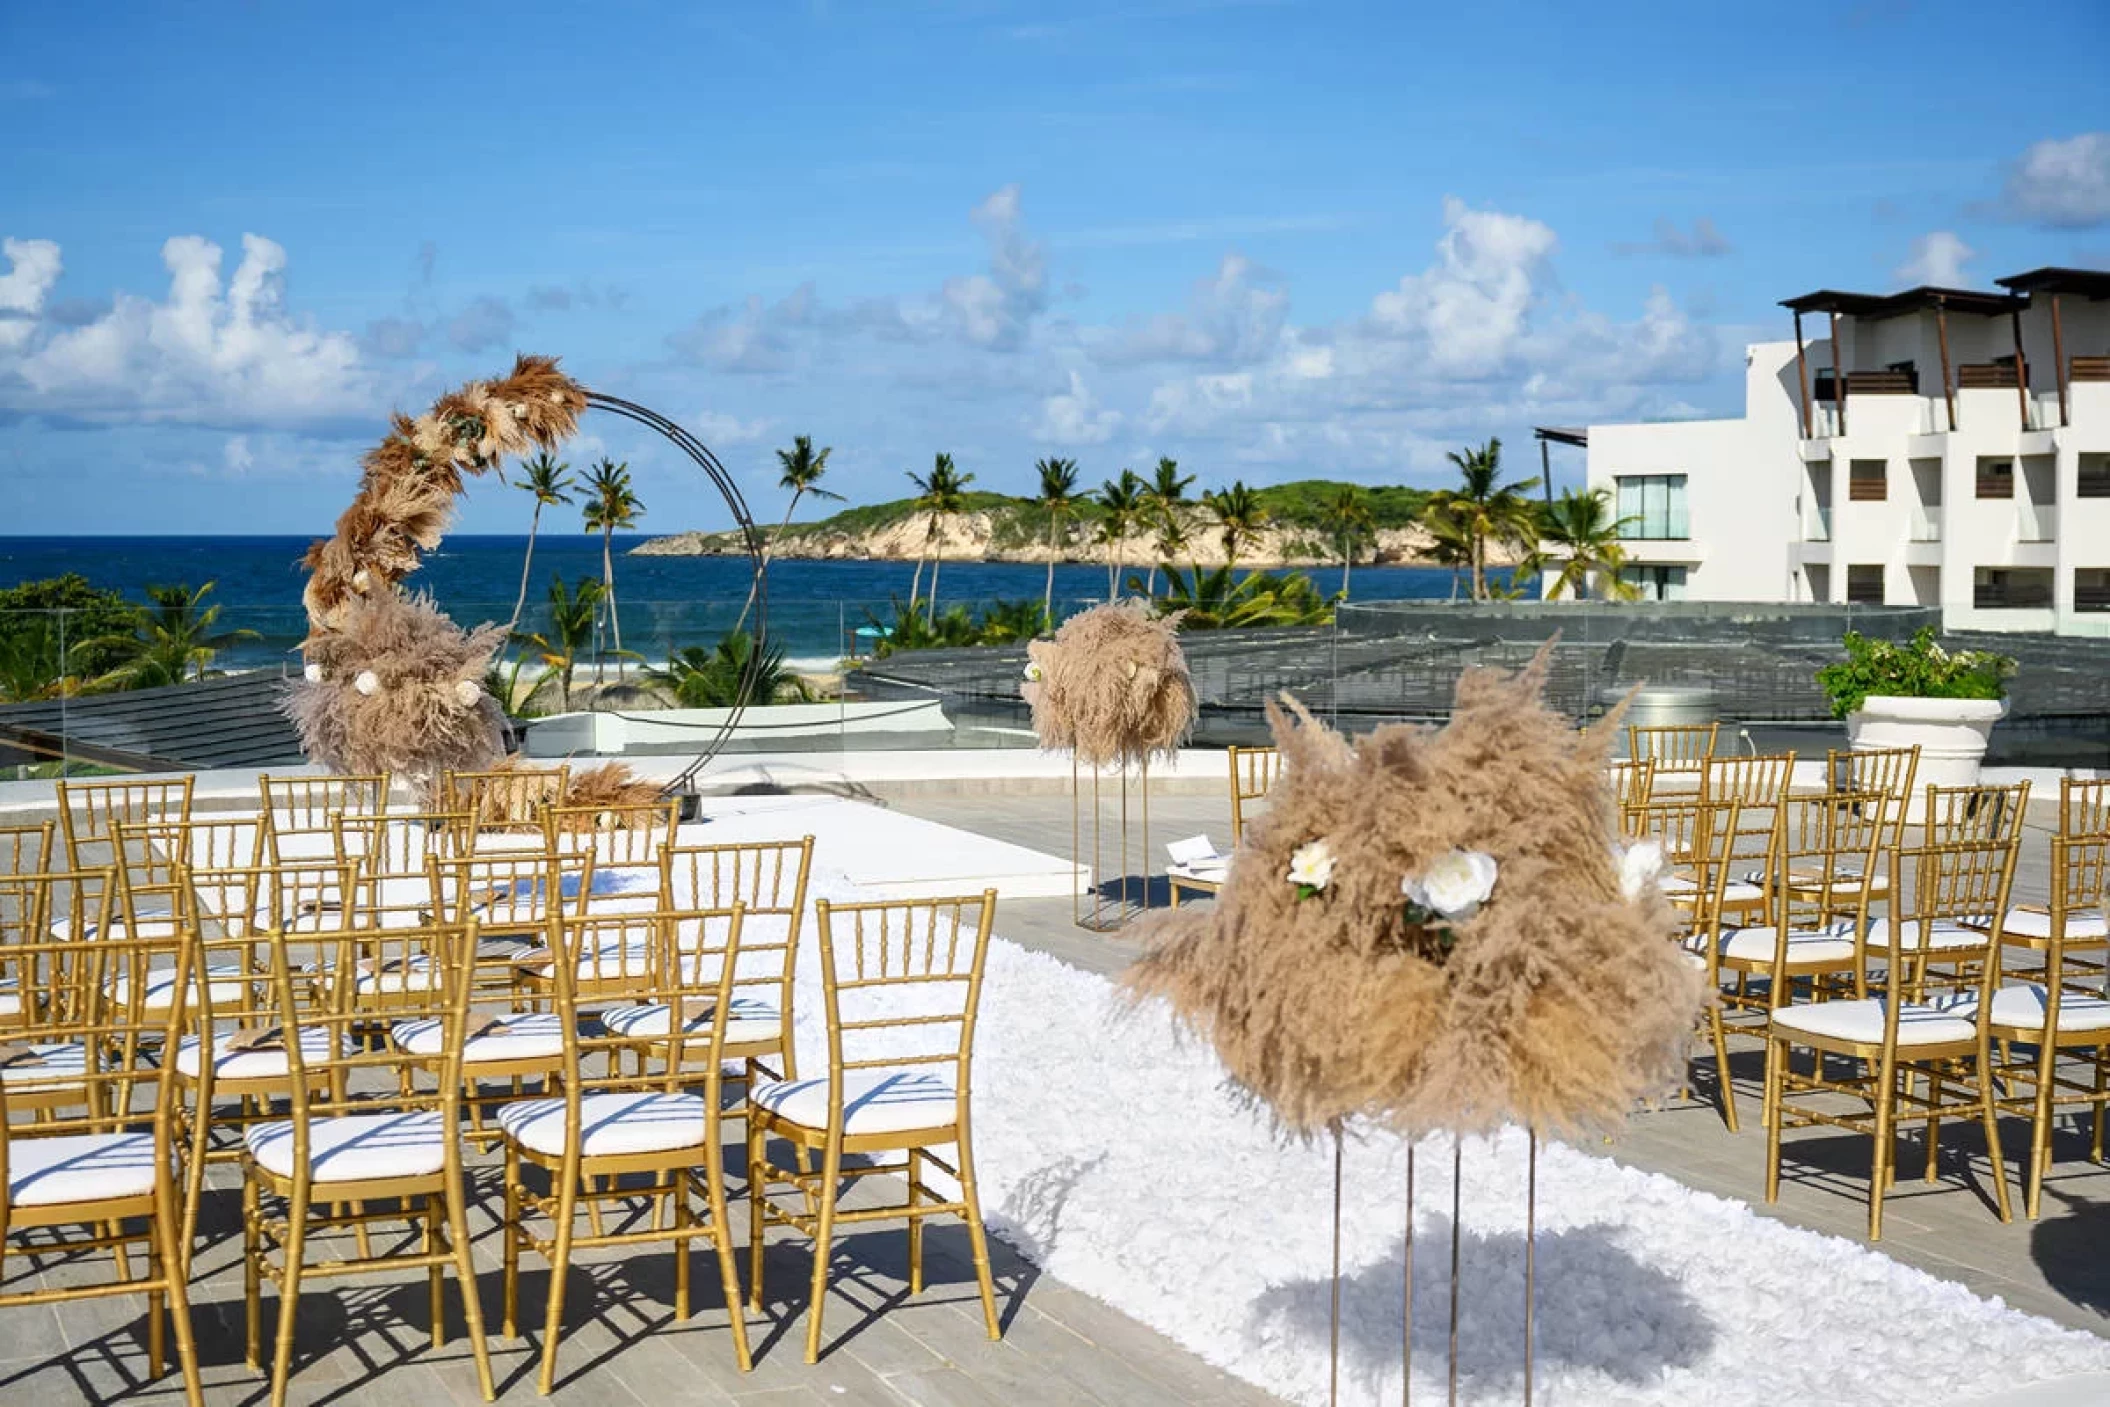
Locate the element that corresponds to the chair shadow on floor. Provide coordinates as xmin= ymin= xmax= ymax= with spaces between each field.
xmin=2031 ymin=1183 xmax=2110 ymax=1320
xmin=1254 ymin=1218 xmax=1717 ymax=1395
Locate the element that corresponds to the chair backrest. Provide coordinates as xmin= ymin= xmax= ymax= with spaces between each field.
xmin=441 ymin=765 xmax=570 ymax=831
xmin=338 ymin=811 xmax=475 ymax=877
xmin=658 ymin=838 xmax=814 ymax=1046
xmin=1624 ymin=795 xmax=1707 ymax=867
xmin=0 ymin=868 xmax=188 ymax=1213
xmin=188 ymin=859 xmax=356 ymax=940
xmin=1628 ymin=723 xmax=1719 ymax=775
xmin=1607 ymin=758 xmax=1655 ymax=813
xmin=1676 ymin=797 xmax=1748 ymax=962
xmin=0 ymin=869 xmax=111 ymax=1036
xmin=259 ymin=772 xmax=391 ymax=830
xmin=2060 ymin=777 xmax=2110 ymax=838
xmin=547 ymin=801 xmax=679 ymax=906
xmin=252 ymin=919 xmax=476 ymax=1188
xmin=56 ymin=777 xmax=193 ymax=922
xmin=1877 ymin=833 xmax=2019 ymax=1012
xmin=1827 ymin=746 xmax=1920 ymax=836
xmin=1922 ymin=781 xmax=2031 ymax=845
xmin=1227 ymin=745 xmax=1280 ymax=846
xmin=1769 ymin=790 xmax=1890 ymax=940
xmin=1702 ymin=752 xmax=1795 ymax=806
xmin=812 ymin=892 xmax=997 ymax=1123
xmin=2036 ymin=835 xmax=2110 ymax=1020
xmin=431 ymin=850 xmax=594 ymax=934
xmin=0 ymin=822 xmax=53 ymax=878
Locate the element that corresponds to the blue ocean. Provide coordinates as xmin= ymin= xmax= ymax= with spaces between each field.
xmin=0 ymin=536 xmax=1475 ymax=668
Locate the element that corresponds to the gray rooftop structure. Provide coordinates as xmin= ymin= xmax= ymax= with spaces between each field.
xmin=0 ymin=672 xmax=306 ymax=772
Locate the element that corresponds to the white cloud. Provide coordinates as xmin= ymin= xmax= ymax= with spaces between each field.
xmin=689 ymin=409 xmax=771 ymax=444
xmin=1092 ymin=252 xmax=1288 ymax=366
xmin=2 ymin=232 xmax=372 ymax=425
xmin=1895 ymin=231 xmax=1975 ymax=287
xmin=2002 ymin=133 xmax=2110 ymax=229
xmin=0 ymin=237 xmax=61 ymax=351
xmin=1367 ymin=196 xmax=1559 ymax=376
xmin=1031 ymin=370 xmax=1122 ymax=444
xmin=446 ymin=295 xmax=515 ymax=352
xmin=939 ymin=184 xmax=1049 ymax=350
xmin=671 ymin=283 xmax=820 ymax=373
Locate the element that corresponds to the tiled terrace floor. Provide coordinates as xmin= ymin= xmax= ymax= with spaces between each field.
xmin=889 ymin=785 xmax=2110 ymax=1339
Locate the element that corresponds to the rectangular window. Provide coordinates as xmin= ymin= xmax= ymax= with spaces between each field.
xmin=1617 ymin=565 xmax=1688 ymax=601
xmin=1976 ymin=458 xmax=2014 ymax=500
xmin=1973 ymin=567 xmax=2053 ymax=609
xmin=2077 ymin=569 xmax=2110 ymax=613
xmin=2079 ymin=455 xmax=2110 ymax=499
xmin=1846 ymin=565 xmax=1885 ymax=605
xmin=1612 ymin=474 xmax=1689 ymax=540
xmin=1848 ymin=460 xmax=1887 ymax=502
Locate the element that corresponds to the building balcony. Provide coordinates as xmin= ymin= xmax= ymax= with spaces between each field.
xmin=2018 ymin=504 xmax=2057 ymax=544
xmin=1909 ymin=505 xmax=1941 ymax=542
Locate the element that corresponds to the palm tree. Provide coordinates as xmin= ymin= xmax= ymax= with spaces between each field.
xmin=1319 ymin=484 xmax=1376 ymax=598
xmin=1539 ymin=487 xmax=1641 ymax=601
xmin=509 ymin=452 xmax=574 ymax=630
xmin=1426 ymin=437 xmax=1538 ymax=601
xmin=581 ymin=457 xmax=644 ymax=683
xmin=650 ymin=630 xmax=795 ymax=708
xmin=1202 ymin=480 xmax=1269 ymax=569
xmin=0 ymin=617 xmax=76 ymax=703
xmin=770 ymin=435 xmax=841 ymax=562
xmin=1095 ymin=470 xmax=1146 ymax=598
xmin=88 ymin=582 xmax=258 ymax=689
xmin=512 ymin=575 xmax=604 ymax=712
xmin=905 ymin=453 xmax=974 ymax=625
xmin=1419 ymin=500 xmax=1474 ymax=601
xmin=1033 ymin=456 xmax=1081 ymax=624
xmin=1149 ymin=564 xmax=1334 ymax=630
xmin=1152 ymin=510 xmax=1192 ymax=598
xmin=1142 ymin=456 xmax=1193 ymax=597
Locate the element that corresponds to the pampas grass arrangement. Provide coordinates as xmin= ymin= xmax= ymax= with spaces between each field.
xmin=1025 ymin=600 xmax=1197 ymax=768
xmin=1121 ymin=643 xmax=1703 ymax=1140
xmin=555 ymin=762 xmax=665 ymax=828
xmin=291 ymin=355 xmax=590 ymax=797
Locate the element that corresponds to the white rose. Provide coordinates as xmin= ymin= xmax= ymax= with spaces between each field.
xmin=354 ymin=670 xmax=381 ymax=696
xmin=1618 ymin=839 xmax=1665 ymax=901
xmin=1287 ymin=839 xmax=1336 ymax=891
xmin=1403 ymin=849 xmax=1498 ymax=921
xmin=453 ymin=679 xmax=481 ymax=706
xmin=1024 ymin=660 xmax=1043 ymax=682
xmin=303 ymin=663 xmax=323 ymax=684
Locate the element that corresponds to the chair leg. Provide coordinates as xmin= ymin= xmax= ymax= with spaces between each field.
xmin=242 ymin=1172 xmax=262 ymax=1371
xmin=269 ymin=1191 xmax=310 ymax=1407
xmin=1869 ymin=1060 xmax=1895 ymax=1242
xmin=672 ymin=1176 xmax=691 ymax=1322
xmin=180 ymin=1092 xmax=211 ymax=1280
xmin=746 ymin=1119 xmax=767 ymax=1312
xmin=537 ymin=1168 xmax=579 ymax=1395
xmin=154 ymin=1183 xmax=205 ymax=1407
xmin=1763 ymin=1036 xmax=1785 ymax=1202
xmin=906 ymin=1146 xmax=924 ymax=1297
xmin=701 ymin=1134 xmax=753 ymax=1372
xmin=802 ymin=1141 xmax=842 ymax=1365
xmin=2093 ymin=1047 xmax=2107 ymax=1164
xmin=147 ymin=1232 xmax=166 ymax=1380
xmin=502 ymin=1145 xmax=522 ymax=1338
xmin=1977 ymin=1057 xmax=2013 ymax=1224
xmin=426 ymin=1193 xmax=445 ymax=1348
xmin=1708 ymin=1008 xmax=1738 ymax=1133
xmin=1924 ymin=1066 xmax=1943 ymax=1184
xmin=955 ymin=1137 xmax=1002 ymax=1342
xmin=2027 ymin=1039 xmax=2058 ymax=1220
xmin=445 ymin=1167 xmax=497 ymax=1401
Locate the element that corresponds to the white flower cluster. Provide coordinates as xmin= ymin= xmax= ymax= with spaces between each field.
xmin=1402 ymin=850 xmax=1499 ymax=921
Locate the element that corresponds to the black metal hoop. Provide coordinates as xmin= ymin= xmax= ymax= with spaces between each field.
xmin=582 ymin=390 xmax=768 ymax=796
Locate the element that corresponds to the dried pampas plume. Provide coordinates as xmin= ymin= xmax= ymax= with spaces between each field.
xmin=1121 ymin=640 xmax=1703 ymax=1140
xmin=555 ymin=762 xmax=669 ymax=830
xmin=1024 ymin=600 xmax=1197 ymax=768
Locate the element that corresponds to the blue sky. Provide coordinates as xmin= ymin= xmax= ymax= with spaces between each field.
xmin=2 ymin=0 xmax=2106 ymax=535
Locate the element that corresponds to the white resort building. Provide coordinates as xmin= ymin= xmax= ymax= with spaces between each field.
xmin=1561 ymin=267 xmax=2110 ymax=635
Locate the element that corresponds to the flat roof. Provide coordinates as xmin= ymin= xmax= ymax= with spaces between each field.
xmin=1995 ymin=266 xmax=2110 ymax=299
xmin=1533 ymin=425 xmax=1587 ymax=448
xmin=0 ymin=672 xmax=304 ymax=771
xmin=1780 ymin=286 xmax=2024 ymax=319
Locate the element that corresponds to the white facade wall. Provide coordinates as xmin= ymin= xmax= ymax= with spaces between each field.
xmin=1573 ymin=290 xmax=2110 ymax=637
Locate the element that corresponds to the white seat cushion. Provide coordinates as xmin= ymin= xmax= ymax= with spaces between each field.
xmin=7 ymin=1132 xmax=159 ymax=1207
xmin=750 ymin=1069 xmax=959 ymax=1137
xmin=516 ymin=942 xmax=655 ymax=981
xmin=174 ymin=1027 xmax=340 ymax=1081
xmin=1864 ymin=917 xmax=1989 ymax=953
xmin=601 ymin=996 xmax=783 ymax=1047
xmin=1771 ymin=996 xmax=1976 ymax=1046
xmin=244 ymin=1111 xmax=447 ymax=1183
xmin=107 ymin=963 xmax=250 ymax=1011
xmin=1948 ymin=983 xmax=2110 ymax=1035
xmin=1660 ymin=875 xmax=1763 ymax=904
xmin=0 ymin=1042 xmax=87 ymax=1085
xmin=1975 ymin=907 xmax=2110 ymax=942
xmin=316 ymin=956 xmax=443 ymax=995
xmin=391 ymin=1011 xmax=568 ymax=1063
xmin=1688 ymin=922 xmax=1859 ymax=966
xmin=497 ymin=1091 xmax=709 ymax=1158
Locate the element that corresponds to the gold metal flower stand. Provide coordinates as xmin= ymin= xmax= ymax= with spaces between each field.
xmin=1072 ymin=756 xmax=1151 ymax=931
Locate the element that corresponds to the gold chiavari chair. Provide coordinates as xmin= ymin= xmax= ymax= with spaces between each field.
xmin=54 ymin=776 xmax=195 ymax=938
xmin=432 ymin=850 xmax=593 ymax=970
xmin=496 ymin=904 xmax=754 ymax=1391
xmin=747 ymin=890 xmax=1003 ymax=1364
xmin=2060 ymin=777 xmax=2110 ymax=837
xmin=1673 ymin=796 xmax=1751 ymax=1129
xmin=609 ymin=838 xmax=815 ymax=1089
xmin=1701 ymin=751 xmax=1796 ymax=806
xmin=240 ymin=920 xmax=494 ymax=1406
xmin=0 ymin=825 xmax=54 ymax=1035
xmin=545 ymin=799 xmax=679 ymax=912
xmin=0 ymin=822 xmax=52 ymax=876
xmin=1969 ymin=777 xmax=2110 ymax=992
xmin=171 ymin=861 xmax=356 ymax=1275
xmin=442 ymin=764 xmax=570 ymax=833
xmin=1828 ymin=745 xmax=1920 ymax=836
xmin=1637 ymin=794 xmax=1767 ymax=919
xmin=0 ymin=867 xmax=203 ymax=1406
xmin=1764 ymin=831 xmax=2020 ymax=1240
xmin=336 ymin=809 xmax=475 ymax=930
xmin=1961 ymin=831 xmax=2110 ymax=1219
xmin=1627 ymin=722 xmax=1718 ymax=793
xmin=1169 ymin=744 xmax=1281 ymax=907
xmin=1863 ymin=783 xmax=2032 ymax=999
xmin=259 ymin=771 xmax=391 ymax=830
xmin=1608 ymin=757 xmax=1656 ymax=818
xmin=0 ymin=871 xmax=114 ymax=1118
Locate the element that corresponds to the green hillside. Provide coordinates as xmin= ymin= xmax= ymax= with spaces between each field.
xmin=782 ymin=479 xmax=1432 ymax=537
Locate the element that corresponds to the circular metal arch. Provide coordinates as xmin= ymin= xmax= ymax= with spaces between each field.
xmin=582 ymin=390 xmax=767 ymax=796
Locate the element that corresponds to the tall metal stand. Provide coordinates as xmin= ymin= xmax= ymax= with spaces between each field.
xmin=1071 ymin=755 xmax=1152 ymax=931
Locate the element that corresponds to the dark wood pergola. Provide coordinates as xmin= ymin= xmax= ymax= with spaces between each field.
xmin=1994 ymin=267 xmax=2110 ymax=428
xmin=1779 ymin=285 xmax=2025 ymax=437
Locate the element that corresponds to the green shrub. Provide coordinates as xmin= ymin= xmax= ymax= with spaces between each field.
xmin=1814 ymin=626 xmax=2015 ymax=719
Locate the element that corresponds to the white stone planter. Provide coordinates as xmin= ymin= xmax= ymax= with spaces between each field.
xmin=1845 ymin=694 xmax=2006 ymax=822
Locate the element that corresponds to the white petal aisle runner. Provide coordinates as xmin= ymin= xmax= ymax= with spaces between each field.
xmin=792 ymin=874 xmax=2110 ymax=1406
